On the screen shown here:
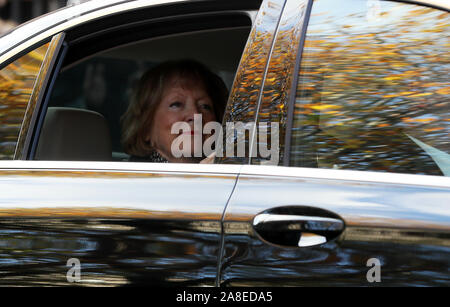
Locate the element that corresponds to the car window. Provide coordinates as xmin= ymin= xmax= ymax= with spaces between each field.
xmin=35 ymin=11 xmax=254 ymax=162
xmin=289 ymin=0 xmax=449 ymax=176
xmin=46 ymin=28 xmax=250 ymax=160
xmin=0 ymin=42 xmax=50 ymax=159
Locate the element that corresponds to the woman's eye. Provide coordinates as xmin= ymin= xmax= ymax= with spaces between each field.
xmin=169 ymin=101 xmax=182 ymax=108
xmin=200 ymin=103 xmax=213 ymax=111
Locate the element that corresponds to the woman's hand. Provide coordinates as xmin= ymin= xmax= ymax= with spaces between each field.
xmin=200 ymin=152 xmax=216 ymax=164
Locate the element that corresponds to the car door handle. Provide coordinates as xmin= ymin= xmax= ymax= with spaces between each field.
xmin=252 ymin=207 xmax=345 ymax=247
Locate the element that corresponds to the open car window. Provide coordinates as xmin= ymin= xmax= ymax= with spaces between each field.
xmin=35 ymin=14 xmax=253 ymax=162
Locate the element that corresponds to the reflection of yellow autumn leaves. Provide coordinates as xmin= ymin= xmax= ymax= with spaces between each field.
xmin=219 ymin=0 xmax=285 ymax=164
xmin=0 ymin=43 xmax=49 ymax=159
xmin=402 ymin=117 xmax=438 ymax=124
xmin=303 ymin=103 xmax=342 ymax=111
xmin=436 ymin=88 xmax=450 ymax=95
xmin=291 ymin=2 xmax=449 ymax=175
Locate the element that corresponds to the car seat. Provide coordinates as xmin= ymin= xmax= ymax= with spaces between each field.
xmin=35 ymin=107 xmax=112 ymax=161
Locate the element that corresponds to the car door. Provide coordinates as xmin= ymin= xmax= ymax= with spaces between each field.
xmin=218 ymin=0 xmax=450 ymax=286
xmin=0 ymin=161 xmax=240 ymax=286
xmin=0 ymin=0 xmax=264 ymax=286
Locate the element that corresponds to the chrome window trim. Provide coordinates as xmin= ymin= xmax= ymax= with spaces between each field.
xmin=28 ymin=41 xmax=69 ymax=160
xmin=239 ymin=164 xmax=450 ymax=188
xmin=282 ymin=0 xmax=313 ymax=166
xmin=248 ymin=0 xmax=312 ymax=166
xmin=0 ymin=160 xmax=243 ymax=175
xmin=393 ymin=0 xmax=450 ymax=10
xmin=247 ymin=0 xmax=287 ymax=161
xmin=217 ymin=0 xmax=286 ymax=165
xmin=0 ymin=0 xmax=261 ymax=65
xmin=0 ymin=0 xmax=131 ymax=58
xmin=5 ymin=161 xmax=445 ymax=185
xmin=14 ymin=33 xmax=66 ymax=160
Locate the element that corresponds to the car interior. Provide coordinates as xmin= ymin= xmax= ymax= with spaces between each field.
xmin=33 ymin=8 xmax=256 ymax=162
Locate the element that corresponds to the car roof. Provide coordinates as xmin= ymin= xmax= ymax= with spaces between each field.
xmin=424 ymin=0 xmax=450 ymax=10
xmin=0 ymin=0 xmax=190 ymax=62
xmin=0 ymin=0 xmax=448 ymax=64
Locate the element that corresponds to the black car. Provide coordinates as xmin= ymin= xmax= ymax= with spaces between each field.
xmin=0 ymin=0 xmax=448 ymax=286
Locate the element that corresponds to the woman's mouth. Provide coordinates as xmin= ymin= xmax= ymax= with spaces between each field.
xmin=183 ymin=130 xmax=199 ymax=135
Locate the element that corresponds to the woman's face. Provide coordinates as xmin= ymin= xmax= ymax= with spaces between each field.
xmin=147 ymin=76 xmax=217 ymax=162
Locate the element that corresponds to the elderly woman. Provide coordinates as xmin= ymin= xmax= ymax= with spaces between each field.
xmin=121 ymin=60 xmax=228 ymax=163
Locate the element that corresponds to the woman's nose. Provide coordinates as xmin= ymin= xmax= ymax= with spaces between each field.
xmin=185 ymin=102 xmax=200 ymax=123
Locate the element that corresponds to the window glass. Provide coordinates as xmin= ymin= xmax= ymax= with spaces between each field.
xmin=290 ymin=0 xmax=449 ymax=176
xmin=0 ymin=43 xmax=50 ymax=159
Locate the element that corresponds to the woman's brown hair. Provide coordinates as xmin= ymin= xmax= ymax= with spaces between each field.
xmin=121 ymin=59 xmax=228 ymax=157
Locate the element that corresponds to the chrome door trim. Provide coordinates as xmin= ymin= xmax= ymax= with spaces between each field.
xmin=0 ymin=160 xmax=243 ymax=175
xmin=239 ymin=164 xmax=450 ymax=188
xmin=253 ymin=213 xmax=343 ymax=226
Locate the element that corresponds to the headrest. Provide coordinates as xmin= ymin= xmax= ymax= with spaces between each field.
xmin=35 ymin=107 xmax=112 ymax=161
